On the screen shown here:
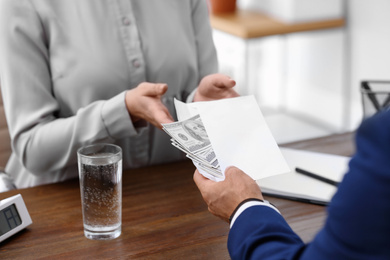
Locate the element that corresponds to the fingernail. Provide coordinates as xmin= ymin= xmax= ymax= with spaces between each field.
xmin=158 ymin=85 xmax=165 ymax=93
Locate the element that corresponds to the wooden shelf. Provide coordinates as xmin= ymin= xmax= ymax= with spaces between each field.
xmin=210 ymin=9 xmax=345 ymax=39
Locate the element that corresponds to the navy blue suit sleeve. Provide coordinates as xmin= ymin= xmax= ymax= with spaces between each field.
xmin=228 ymin=206 xmax=305 ymax=260
xmin=301 ymin=111 xmax=390 ymax=259
xmin=228 ymin=110 xmax=390 ymax=260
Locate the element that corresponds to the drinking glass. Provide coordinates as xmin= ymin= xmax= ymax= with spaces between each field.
xmin=77 ymin=143 xmax=122 ymax=240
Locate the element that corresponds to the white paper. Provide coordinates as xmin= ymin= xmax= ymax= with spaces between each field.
xmin=174 ymin=96 xmax=289 ymax=180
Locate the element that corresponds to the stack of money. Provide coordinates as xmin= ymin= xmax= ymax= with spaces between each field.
xmin=162 ymin=114 xmax=223 ymax=180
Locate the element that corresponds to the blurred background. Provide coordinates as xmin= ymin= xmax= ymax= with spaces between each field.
xmin=210 ymin=0 xmax=390 ymax=143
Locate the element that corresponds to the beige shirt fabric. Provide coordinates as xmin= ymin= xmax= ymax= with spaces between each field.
xmin=0 ymin=0 xmax=218 ymax=188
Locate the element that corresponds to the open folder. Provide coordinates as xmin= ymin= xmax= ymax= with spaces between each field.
xmin=260 ymin=148 xmax=350 ymax=205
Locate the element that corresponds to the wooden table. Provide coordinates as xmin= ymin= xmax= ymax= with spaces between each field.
xmin=0 ymin=133 xmax=355 ymax=259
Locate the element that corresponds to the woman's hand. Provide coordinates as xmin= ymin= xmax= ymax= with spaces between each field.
xmin=194 ymin=74 xmax=239 ymax=102
xmin=125 ymin=82 xmax=174 ymax=129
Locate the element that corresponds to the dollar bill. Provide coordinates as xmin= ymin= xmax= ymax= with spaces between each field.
xmin=171 ymin=140 xmax=218 ymax=168
xmin=193 ymin=161 xmax=223 ymax=180
xmin=163 ymin=114 xmax=211 ymax=153
xmin=163 ymin=114 xmax=222 ymax=180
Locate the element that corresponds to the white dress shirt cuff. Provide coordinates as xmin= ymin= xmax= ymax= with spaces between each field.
xmin=230 ymin=200 xmax=281 ymax=228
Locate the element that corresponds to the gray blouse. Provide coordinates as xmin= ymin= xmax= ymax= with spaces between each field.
xmin=0 ymin=0 xmax=218 ymax=188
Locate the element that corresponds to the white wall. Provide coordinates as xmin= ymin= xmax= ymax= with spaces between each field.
xmin=348 ymin=0 xmax=390 ymax=129
xmin=238 ymin=0 xmax=343 ymax=23
xmin=284 ymin=29 xmax=345 ymax=131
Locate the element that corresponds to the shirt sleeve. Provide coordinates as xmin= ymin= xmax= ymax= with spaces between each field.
xmin=0 ymin=0 xmax=137 ymax=176
xmin=184 ymin=0 xmax=218 ymax=100
xmin=191 ymin=0 xmax=218 ymax=79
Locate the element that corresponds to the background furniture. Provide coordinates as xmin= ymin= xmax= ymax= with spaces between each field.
xmin=210 ymin=9 xmax=347 ymax=143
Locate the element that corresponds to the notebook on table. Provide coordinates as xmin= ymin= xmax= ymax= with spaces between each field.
xmin=259 ymin=148 xmax=351 ymax=205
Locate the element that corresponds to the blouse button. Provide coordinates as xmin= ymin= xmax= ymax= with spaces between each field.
xmin=122 ymin=17 xmax=130 ymax=26
xmin=132 ymin=59 xmax=141 ymax=68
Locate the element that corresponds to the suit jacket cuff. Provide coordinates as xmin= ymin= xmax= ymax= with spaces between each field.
xmin=230 ymin=200 xmax=280 ymax=228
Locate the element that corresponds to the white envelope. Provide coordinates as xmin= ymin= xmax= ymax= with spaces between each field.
xmin=174 ymin=96 xmax=289 ymax=181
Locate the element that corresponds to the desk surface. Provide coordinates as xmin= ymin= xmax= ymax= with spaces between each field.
xmin=0 ymin=132 xmax=354 ymax=259
xmin=210 ymin=10 xmax=345 ymax=39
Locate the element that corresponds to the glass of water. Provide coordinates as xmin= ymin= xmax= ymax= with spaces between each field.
xmin=77 ymin=143 xmax=122 ymax=240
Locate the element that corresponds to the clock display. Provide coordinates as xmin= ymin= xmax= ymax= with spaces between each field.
xmin=0 ymin=194 xmax=32 ymax=242
xmin=0 ymin=204 xmax=22 ymax=236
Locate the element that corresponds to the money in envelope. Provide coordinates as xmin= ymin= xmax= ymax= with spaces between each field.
xmin=163 ymin=96 xmax=289 ymax=182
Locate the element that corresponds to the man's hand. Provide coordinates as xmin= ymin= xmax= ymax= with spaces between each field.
xmin=125 ymin=82 xmax=174 ymax=129
xmin=193 ymin=166 xmax=263 ymax=222
xmin=194 ymin=74 xmax=239 ymax=102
